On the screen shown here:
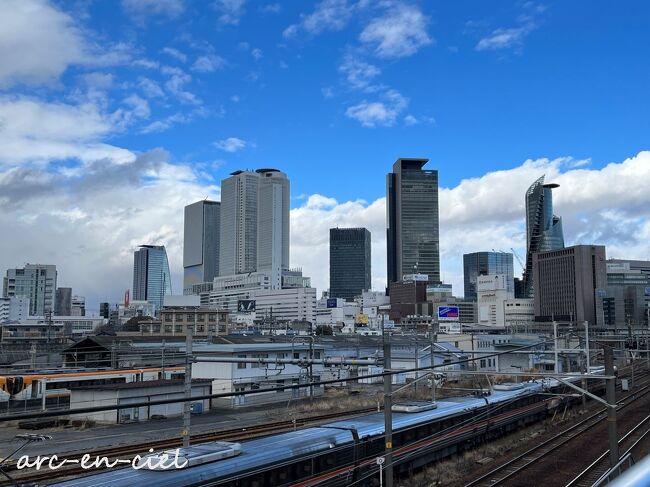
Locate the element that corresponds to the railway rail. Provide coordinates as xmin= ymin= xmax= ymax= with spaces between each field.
xmin=464 ymin=373 xmax=650 ymax=487
xmin=1 ymin=406 xmax=377 ymax=485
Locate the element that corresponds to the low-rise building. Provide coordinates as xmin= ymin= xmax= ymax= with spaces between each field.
xmin=0 ymin=296 xmax=30 ymax=324
xmin=504 ymin=298 xmax=535 ymax=332
xmin=156 ymin=307 xmax=229 ymax=337
xmin=69 ymin=379 xmax=211 ymax=424
xmin=192 ymin=341 xmax=326 ymax=408
xmin=477 ymin=274 xmax=513 ymax=327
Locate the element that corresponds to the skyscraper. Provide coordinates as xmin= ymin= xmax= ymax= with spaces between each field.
xmin=329 ymin=227 xmax=371 ymax=300
xmin=3 ymin=264 xmax=57 ymax=316
xmin=183 ymin=200 xmax=221 ymax=290
xmin=132 ymin=245 xmax=172 ymax=310
xmin=387 ymin=158 xmax=440 ymax=286
xmin=256 ymin=169 xmax=290 ymax=289
xmin=523 ymin=175 xmax=564 ymax=297
xmin=218 ymin=168 xmax=291 ymax=289
xmin=219 ymin=170 xmax=259 ymax=276
xmin=463 ymin=252 xmax=514 ymax=300
xmin=55 ymin=287 xmax=72 ymax=316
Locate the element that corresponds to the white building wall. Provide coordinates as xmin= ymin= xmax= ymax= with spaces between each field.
xmin=504 ymin=298 xmax=535 ymax=330
xmin=252 ymin=287 xmax=316 ymax=322
xmin=477 ymin=274 xmax=514 ymax=327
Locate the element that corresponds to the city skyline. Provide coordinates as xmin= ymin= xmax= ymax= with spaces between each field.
xmin=1 ymin=1 xmax=649 ymax=310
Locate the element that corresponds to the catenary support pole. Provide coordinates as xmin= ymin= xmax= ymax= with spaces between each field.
xmin=182 ymin=316 xmax=194 ymax=448
xmin=383 ymin=317 xmax=393 ymax=487
xmin=604 ymin=345 xmax=619 ymax=473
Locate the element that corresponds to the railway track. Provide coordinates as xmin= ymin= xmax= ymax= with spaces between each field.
xmin=465 ymin=372 xmax=650 ymax=487
xmin=1 ymin=406 xmax=377 ymax=485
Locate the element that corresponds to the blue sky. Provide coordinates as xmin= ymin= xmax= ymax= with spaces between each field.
xmin=1 ymin=0 xmax=649 ymax=310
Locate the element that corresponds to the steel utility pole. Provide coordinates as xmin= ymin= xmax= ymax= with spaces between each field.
xmin=431 ymin=323 xmax=437 ymax=403
xmin=182 ymin=314 xmax=194 ymax=448
xmin=604 ymin=345 xmax=619 ymax=472
xmin=382 ymin=315 xmax=393 ymax=487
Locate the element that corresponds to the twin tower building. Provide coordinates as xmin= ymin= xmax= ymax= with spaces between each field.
xmin=183 ymin=168 xmax=290 ymax=292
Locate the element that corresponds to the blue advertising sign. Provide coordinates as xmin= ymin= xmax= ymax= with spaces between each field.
xmin=438 ymin=306 xmax=460 ymax=321
xmin=326 ymin=298 xmax=338 ymax=308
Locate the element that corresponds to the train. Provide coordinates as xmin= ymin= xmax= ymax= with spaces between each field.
xmin=50 ymin=375 xmax=604 ymax=487
xmin=0 ymin=367 xmax=184 ymax=402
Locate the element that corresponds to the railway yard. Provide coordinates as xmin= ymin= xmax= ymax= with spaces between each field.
xmin=0 ymin=364 xmax=648 ymax=486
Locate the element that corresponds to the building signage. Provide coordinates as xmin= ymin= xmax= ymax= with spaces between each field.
xmin=326 ymin=298 xmax=338 ymax=308
xmin=237 ymin=300 xmax=256 ymax=312
xmin=440 ymin=322 xmax=461 ymax=334
xmin=438 ymin=306 xmax=460 ymax=321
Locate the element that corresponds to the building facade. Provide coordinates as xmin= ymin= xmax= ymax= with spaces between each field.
xmin=183 ymin=200 xmax=221 ymax=290
xmin=504 ymin=298 xmax=535 ymax=332
xmin=3 ymin=264 xmax=57 ymax=316
xmin=387 ymin=158 xmax=440 ymax=286
xmin=252 ymin=287 xmax=317 ymax=324
xmin=524 ymin=176 xmax=564 ymax=297
xmin=0 ymin=296 xmax=30 ymax=324
xmin=463 ymin=252 xmax=514 ymax=300
xmin=219 ymin=170 xmax=260 ymax=277
xmin=55 ymin=287 xmax=72 ymax=316
xmin=71 ymin=295 xmax=85 ymax=316
xmin=477 ymin=274 xmax=514 ymax=327
xmin=533 ymin=245 xmax=606 ymax=326
xmin=601 ymin=261 xmax=649 ymax=330
xmin=256 ymin=169 xmax=290 ymax=289
xmin=151 ymin=307 xmax=229 ymax=337
xmin=132 ymin=245 xmax=172 ymax=311
xmin=329 ymin=227 xmax=371 ymax=300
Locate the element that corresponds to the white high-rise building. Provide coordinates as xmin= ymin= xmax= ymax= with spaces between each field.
xmin=71 ymin=295 xmax=86 ymax=316
xmin=477 ymin=274 xmax=514 ymax=327
xmin=219 ymin=170 xmax=259 ymax=277
xmin=257 ymin=169 xmax=290 ymax=289
xmin=3 ymin=264 xmax=57 ymax=316
xmin=218 ymin=168 xmax=290 ymax=289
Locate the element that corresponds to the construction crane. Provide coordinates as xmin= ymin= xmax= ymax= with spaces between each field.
xmin=510 ymin=248 xmax=525 ymax=272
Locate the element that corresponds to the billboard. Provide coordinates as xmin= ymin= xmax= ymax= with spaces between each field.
xmin=326 ymin=298 xmax=338 ymax=308
xmin=438 ymin=306 xmax=460 ymax=321
xmin=440 ymin=322 xmax=462 ymax=334
xmin=237 ymin=300 xmax=256 ymax=312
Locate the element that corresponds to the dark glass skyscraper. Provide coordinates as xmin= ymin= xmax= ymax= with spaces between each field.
xmin=524 ymin=175 xmax=564 ymax=297
xmin=387 ymin=158 xmax=440 ymax=286
xmin=463 ymin=252 xmax=514 ymax=300
xmin=133 ymin=245 xmax=172 ymax=310
xmin=183 ymin=200 xmax=220 ymax=290
xmin=329 ymin=228 xmax=371 ymax=300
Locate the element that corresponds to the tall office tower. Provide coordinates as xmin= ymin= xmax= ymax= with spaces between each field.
xmin=71 ymin=295 xmax=86 ymax=316
xmin=386 ymin=158 xmax=440 ymax=287
xmin=219 ymin=170 xmax=259 ymax=277
xmin=183 ymin=200 xmax=221 ymax=290
xmin=329 ymin=228 xmax=372 ymax=300
xmin=463 ymin=252 xmax=515 ymax=300
xmin=99 ymin=302 xmax=111 ymax=319
xmin=132 ymin=245 xmax=172 ymax=311
xmin=523 ymin=175 xmax=564 ymax=298
xmin=533 ymin=245 xmax=606 ymax=326
xmin=3 ymin=264 xmax=57 ymax=316
xmin=256 ymin=169 xmax=290 ymax=289
xmin=55 ymin=287 xmax=72 ymax=316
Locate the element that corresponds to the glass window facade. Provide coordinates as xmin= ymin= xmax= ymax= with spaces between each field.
xmin=329 ymin=228 xmax=371 ymax=300
xmin=463 ymin=252 xmax=515 ymax=300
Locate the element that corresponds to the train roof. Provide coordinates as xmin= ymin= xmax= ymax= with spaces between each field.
xmin=52 ymin=382 xmax=542 ymax=487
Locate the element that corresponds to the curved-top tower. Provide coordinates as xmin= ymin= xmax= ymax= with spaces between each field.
xmin=523 ymin=175 xmax=564 ymax=297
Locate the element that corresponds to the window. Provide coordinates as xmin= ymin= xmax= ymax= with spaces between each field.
xmin=187 ymin=314 xmax=195 ymax=322
xmin=480 ymin=359 xmax=486 ymax=368
xmin=164 ymin=314 xmax=172 ymax=322
xmin=237 ymin=355 xmax=247 ymax=369
xmin=314 ymin=352 xmax=321 ymax=359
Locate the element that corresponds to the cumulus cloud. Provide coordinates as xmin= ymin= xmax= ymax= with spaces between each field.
xmin=122 ymin=0 xmax=185 ymax=21
xmin=213 ymin=137 xmax=247 ymax=152
xmin=214 ymin=0 xmax=246 ymax=25
xmin=283 ymin=0 xmax=355 ymax=38
xmin=359 ymin=3 xmax=432 ymax=58
xmin=338 ymin=54 xmax=381 ymax=90
xmin=191 ymin=54 xmax=226 ymax=73
xmin=0 ymin=0 xmax=88 ymax=88
xmin=345 ymin=89 xmax=408 ymax=127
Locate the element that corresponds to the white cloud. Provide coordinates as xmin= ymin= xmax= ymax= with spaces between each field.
xmin=191 ymin=54 xmax=226 ymax=73
xmin=161 ymin=47 xmax=188 ymax=62
xmin=163 ymin=68 xmax=201 ymax=104
xmin=213 ymin=137 xmax=247 ymax=152
xmin=284 ymin=0 xmax=354 ymax=38
xmin=260 ymin=3 xmax=281 ymax=14
xmin=122 ymin=0 xmax=185 ymax=20
xmin=0 ymin=0 xmax=88 ymax=88
xmin=404 ymin=114 xmax=418 ymax=126
xmin=345 ymin=89 xmax=408 ymax=127
xmin=138 ymin=77 xmax=165 ymax=98
xmin=214 ymin=0 xmax=246 ymax=25
xmin=476 ymin=24 xmax=535 ymax=51
xmin=123 ymin=94 xmax=150 ymax=120
xmin=251 ymin=48 xmax=263 ymax=60
xmin=359 ymin=3 xmax=432 ymax=58
xmin=140 ymin=107 xmax=208 ymax=134
xmin=0 ymin=95 xmax=133 ymax=166
xmin=79 ymin=72 xmax=114 ymax=90
xmin=338 ymin=54 xmax=381 ymax=90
